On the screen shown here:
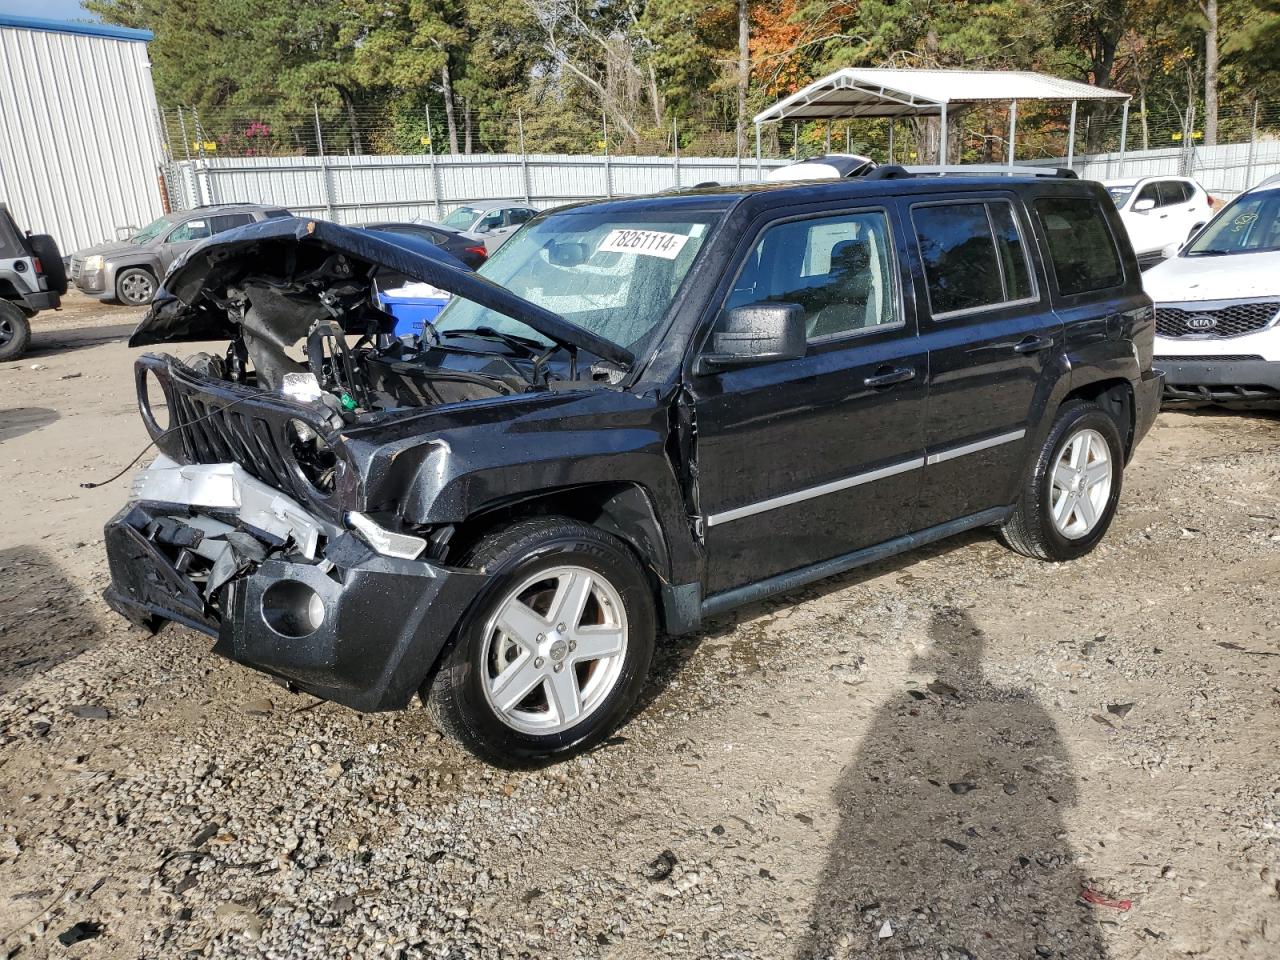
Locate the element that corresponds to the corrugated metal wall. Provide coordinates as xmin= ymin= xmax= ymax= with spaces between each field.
xmin=0 ymin=24 xmax=165 ymax=255
xmin=165 ymin=153 xmax=791 ymax=222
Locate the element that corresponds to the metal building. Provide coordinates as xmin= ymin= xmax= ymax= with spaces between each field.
xmin=0 ymin=14 xmax=165 ymax=255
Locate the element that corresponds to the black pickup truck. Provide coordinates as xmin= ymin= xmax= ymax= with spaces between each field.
xmin=103 ymin=172 xmax=1162 ymax=765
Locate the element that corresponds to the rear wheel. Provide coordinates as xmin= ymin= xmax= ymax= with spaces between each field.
xmin=0 ymin=301 xmax=31 ymax=362
xmin=426 ymin=517 xmax=655 ymax=767
xmin=116 ymin=267 xmax=156 ymax=306
xmin=1000 ymin=401 xmax=1124 ymax=561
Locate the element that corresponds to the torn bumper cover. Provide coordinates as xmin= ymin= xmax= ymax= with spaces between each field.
xmin=103 ymin=458 xmax=487 ymax=712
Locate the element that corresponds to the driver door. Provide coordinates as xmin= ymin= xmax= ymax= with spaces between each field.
xmin=690 ymin=205 xmax=928 ymax=597
xmin=159 ymin=217 xmax=212 ymax=271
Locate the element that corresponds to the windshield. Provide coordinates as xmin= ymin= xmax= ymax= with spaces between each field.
xmin=131 ymin=216 xmax=172 ymax=244
xmin=1105 ymin=185 xmax=1135 ymax=207
xmin=1184 ymin=189 xmax=1280 ymax=257
xmin=442 ymin=207 xmax=480 ymax=229
xmin=434 ymin=207 xmax=721 ymax=358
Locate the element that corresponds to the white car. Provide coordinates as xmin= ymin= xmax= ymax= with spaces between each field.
xmin=765 ymin=154 xmax=876 ymax=182
xmin=1145 ymin=176 xmax=1280 ymax=405
xmin=1103 ymin=176 xmax=1215 ymax=268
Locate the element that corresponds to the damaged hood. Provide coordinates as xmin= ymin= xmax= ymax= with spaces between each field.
xmin=129 ymin=217 xmax=633 ymax=366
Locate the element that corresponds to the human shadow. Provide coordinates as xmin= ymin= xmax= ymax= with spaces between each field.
xmin=0 ymin=546 xmax=103 ymax=696
xmin=797 ymin=606 xmax=1108 ymax=960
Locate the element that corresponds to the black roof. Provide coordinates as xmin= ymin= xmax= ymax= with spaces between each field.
xmin=550 ymin=169 xmax=1091 ymax=220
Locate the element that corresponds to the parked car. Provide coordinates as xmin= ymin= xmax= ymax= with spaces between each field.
xmin=1103 ymin=176 xmax=1215 ymax=269
xmin=764 ymin=153 xmax=877 ymax=181
xmin=71 ymin=203 xmax=291 ymax=306
xmin=358 ymin=221 xmax=487 ymax=269
xmin=103 ymin=176 xmax=1160 ymax=765
xmin=0 ymin=203 xmax=66 ymax=362
xmin=1146 ymin=175 xmax=1280 ymax=406
xmin=424 ymin=200 xmax=539 ymax=252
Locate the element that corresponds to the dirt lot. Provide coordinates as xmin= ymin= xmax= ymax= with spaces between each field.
xmin=0 ymin=293 xmax=1278 ymax=959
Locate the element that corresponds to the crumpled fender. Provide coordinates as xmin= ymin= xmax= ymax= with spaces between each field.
xmin=128 ymin=217 xmax=633 ymax=367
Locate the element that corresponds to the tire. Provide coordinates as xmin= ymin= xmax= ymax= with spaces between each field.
xmin=27 ymin=235 xmax=67 ymax=295
xmin=426 ymin=516 xmax=656 ymax=767
xmin=116 ymin=267 xmax=157 ymax=306
xmin=1000 ymin=400 xmax=1124 ymax=562
xmin=0 ymin=301 xmax=31 ymax=362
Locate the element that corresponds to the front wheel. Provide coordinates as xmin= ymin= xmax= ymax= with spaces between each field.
xmin=1000 ymin=400 xmax=1124 ymax=561
xmin=115 ymin=267 xmax=156 ymax=306
xmin=425 ymin=517 xmax=655 ymax=767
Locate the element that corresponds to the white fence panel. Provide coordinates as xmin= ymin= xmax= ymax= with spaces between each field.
xmin=166 ymin=153 xmax=789 ymax=223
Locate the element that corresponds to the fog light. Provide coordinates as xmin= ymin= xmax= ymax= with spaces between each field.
xmin=345 ymin=511 xmax=426 ymax=560
xmin=261 ymin=580 xmax=325 ymax=638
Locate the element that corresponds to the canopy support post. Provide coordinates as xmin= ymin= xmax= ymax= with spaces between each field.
xmin=1118 ymin=99 xmax=1129 ymax=173
xmin=888 ymin=119 xmax=894 ymax=163
xmin=939 ymin=104 xmax=948 ymax=164
xmin=1066 ymin=99 xmax=1077 ymax=169
xmin=1007 ymin=100 xmax=1017 ymax=169
xmin=755 ymin=122 xmax=762 ymax=179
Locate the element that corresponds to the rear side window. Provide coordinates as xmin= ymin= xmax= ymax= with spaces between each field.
xmin=211 ymin=213 xmax=254 ymax=234
xmin=1158 ymin=181 xmax=1189 ymax=206
xmin=1034 ymin=197 xmax=1124 ymax=295
xmin=912 ymin=200 xmax=1034 ymax=317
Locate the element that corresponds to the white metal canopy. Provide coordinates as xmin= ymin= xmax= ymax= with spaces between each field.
xmin=752 ymin=68 xmax=1132 ymax=172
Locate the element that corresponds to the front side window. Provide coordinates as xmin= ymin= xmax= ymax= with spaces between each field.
xmin=1184 ymin=189 xmax=1280 ymax=257
xmin=1033 ymin=197 xmax=1124 ymax=295
xmin=725 ymin=210 xmax=899 ymax=341
xmin=167 ymin=219 xmax=211 ymax=243
xmin=1135 ymin=182 xmax=1161 ymax=207
xmin=912 ymin=200 xmax=1034 ymax=317
xmin=435 ymin=208 xmax=720 ymax=356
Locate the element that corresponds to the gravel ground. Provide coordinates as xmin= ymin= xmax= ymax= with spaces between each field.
xmin=0 ymin=294 xmax=1278 ymax=959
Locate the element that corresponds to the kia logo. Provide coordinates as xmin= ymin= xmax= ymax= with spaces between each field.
xmin=1185 ymin=314 xmax=1218 ymax=331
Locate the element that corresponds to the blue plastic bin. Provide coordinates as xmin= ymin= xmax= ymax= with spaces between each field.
xmin=380 ymin=293 xmax=449 ymax=339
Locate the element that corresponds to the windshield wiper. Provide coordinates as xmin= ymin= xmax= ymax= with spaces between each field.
xmin=440 ymin=327 xmax=546 ymax=356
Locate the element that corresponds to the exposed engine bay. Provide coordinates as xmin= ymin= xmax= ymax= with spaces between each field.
xmin=130 ymin=217 xmax=634 ymax=423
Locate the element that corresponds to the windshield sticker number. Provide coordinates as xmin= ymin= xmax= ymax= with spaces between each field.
xmin=599 ymin=229 xmax=690 ymax=260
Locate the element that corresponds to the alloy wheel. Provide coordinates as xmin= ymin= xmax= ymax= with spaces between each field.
xmin=1049 ymin=427 xmax=1113 ymax=539
xmin=120 ymin=272 xmax=155 ymax=305
xmin=480 ymin=565 xmax=629 ymax=735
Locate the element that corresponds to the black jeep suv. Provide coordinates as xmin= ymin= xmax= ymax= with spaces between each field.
xmin=103 ymin=172 xmax=1162 ymax=765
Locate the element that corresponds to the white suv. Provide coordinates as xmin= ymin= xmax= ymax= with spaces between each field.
xmin=1103 ymin=176 xmax=1215 ymax=268
xmin=1146 ymin=176 xmax=1280 ymax=406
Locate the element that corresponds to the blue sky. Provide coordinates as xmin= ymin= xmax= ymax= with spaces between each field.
xmin=0 ymin=0 xmax=98 ymax=21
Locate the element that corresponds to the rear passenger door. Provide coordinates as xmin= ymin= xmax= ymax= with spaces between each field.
xmin=906 ymin=194 xmax=1062 ymax=530
xmin=692 ymin=205 xmax=928 ymax=596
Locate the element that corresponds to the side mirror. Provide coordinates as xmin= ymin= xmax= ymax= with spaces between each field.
xmin=696 ymin=302 xmax=806 ymax=373
xmin=1161 ymin=241 xmax=1182 ymax=260
xmin=1133 ymin=198 xmax=1156 ymax=212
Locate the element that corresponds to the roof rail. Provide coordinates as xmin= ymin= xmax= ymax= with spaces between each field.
xmin=871 ymin=164 xmax=1077 ymax=179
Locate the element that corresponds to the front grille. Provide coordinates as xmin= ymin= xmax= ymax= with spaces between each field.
xmin=1155 ymin=355 xmax=1265 ymax=363
xmin=136 ymin=355 xmax=344 ymax=520
xmin=1156 ymin=301 xmax=1280 ymax=338
xmin=69 ymin=257 xmax=82 ymax=281
xmin=170 ymin=391 xmax=304 ymax=498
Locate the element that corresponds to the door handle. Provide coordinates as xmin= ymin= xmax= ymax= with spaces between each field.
xmin=1013 ymin=335 xmax=1054 ymax=354
xmin=863 ymin=365 xmax=916 ymax=388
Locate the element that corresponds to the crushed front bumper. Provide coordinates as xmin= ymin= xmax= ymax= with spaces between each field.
xmin=103 ymin=460 xmax=487 ymax=712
